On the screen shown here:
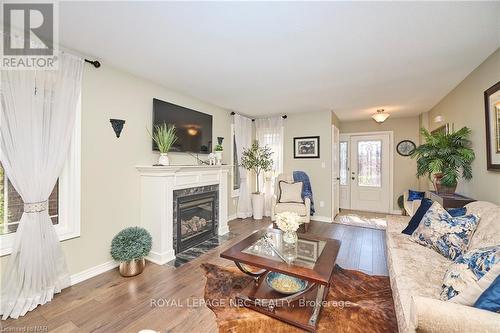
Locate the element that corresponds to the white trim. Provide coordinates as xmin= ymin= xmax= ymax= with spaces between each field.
xmin=70 ymin=260 xmax=118 ymax=286
xmin=0 ymin=97 xmax=82 ymax=256
xmin=230 ymin=124 xmax=240 ymax=198
xmin=311 ymin=215 xmax=333 ymax=223
xmin=391 ymin=210 xmax=403 ymax=216
xmin=146 ymin=250 xmax=176 ymax=265
xmin=339 ymin=131 xmax=395 ymax=214
xmin=228 ymin=214 xmax=237 ymax=221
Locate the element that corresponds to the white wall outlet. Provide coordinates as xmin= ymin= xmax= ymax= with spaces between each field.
xmin=319 ymin=201 xmax=325 ymax=208
xmin=321 ymin=162 xmax=326 ymax=168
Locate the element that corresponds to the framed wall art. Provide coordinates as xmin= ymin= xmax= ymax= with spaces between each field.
xmin=484 ymin=81 xmax=500 ymax=171
xmin=293 ymin=136 xmax=320 ymax=158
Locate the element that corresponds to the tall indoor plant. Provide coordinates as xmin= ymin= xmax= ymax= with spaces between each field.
xmin=149 ymin=123 xmax=177 ymax=165
xmin=411 ymin=127 xmax=475 ymax=194
xmin=240 ymin=141 xmax=273 ymax=220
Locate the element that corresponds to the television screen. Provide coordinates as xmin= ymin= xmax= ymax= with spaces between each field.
xmin=152 ymin=98 xmax=213 ymax=153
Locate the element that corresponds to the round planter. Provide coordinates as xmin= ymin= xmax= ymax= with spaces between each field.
xmin=158 ymin=153 xmax=169 ymax=166
xmin=252 ymin=193 xmax=265 ymax=220
xmin=433 ymin=173 xmax=457 ymax=194
xmin=119 ymin=258 xmax=145 ymax=277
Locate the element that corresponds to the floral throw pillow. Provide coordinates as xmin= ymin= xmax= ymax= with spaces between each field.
xmin=441 ymin=245 xmax=500 ymax=302
xmin=410 ymin=202 xmax=480 ymax=260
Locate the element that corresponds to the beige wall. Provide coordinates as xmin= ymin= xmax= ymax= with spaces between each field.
xmin=339 ymin=116 xmax=420 ymax=210
xmin=427 ymin=48 xmax=500 ymax=204
xmin=1 ymin=64 xmax=236 ymax=275
xmin=283 ymin=111 xmax=332 ymax=219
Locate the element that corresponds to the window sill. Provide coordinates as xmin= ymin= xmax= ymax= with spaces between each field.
xmin=0 ymin=227 xmax=80 ymax=257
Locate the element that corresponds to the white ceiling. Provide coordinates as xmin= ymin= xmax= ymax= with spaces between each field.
xmin=60 ymin=1 xmax=500 ymax=121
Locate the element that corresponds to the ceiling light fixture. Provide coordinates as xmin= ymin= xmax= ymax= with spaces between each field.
xmin=372 ymin=109 xmax=390 ymax=123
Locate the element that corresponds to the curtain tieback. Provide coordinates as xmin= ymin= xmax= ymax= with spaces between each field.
xmin=24 ymin=200 xmax=49 ymax=213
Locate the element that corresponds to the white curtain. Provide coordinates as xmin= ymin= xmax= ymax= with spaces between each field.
xmin=0 ymin=53 xmax=84 ymax=319
xmin=255 ymin=117 xmax=284 ymax=216
xmin=233 ymin=114 xmax=253 ymax=218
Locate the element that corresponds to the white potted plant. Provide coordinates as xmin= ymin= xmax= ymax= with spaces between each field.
xmin=149 ymin=123 xmax=177 ymax=166
xmin=214 ymin=144 xmax=223 ymax=165
xmin=240 ymin=141 xmax=273 ymax=220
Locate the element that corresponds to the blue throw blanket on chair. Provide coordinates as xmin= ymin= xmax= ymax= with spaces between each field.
xmin=293 ymin=171 xmax=315 ymax=216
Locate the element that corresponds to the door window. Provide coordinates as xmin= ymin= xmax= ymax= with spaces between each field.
xmin=357 ymin=140 xmax=382 ymax=187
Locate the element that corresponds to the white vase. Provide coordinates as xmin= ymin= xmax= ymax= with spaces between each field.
xmin=252 ymin=193 xmax=265 ymax=220
xmin=158 ymin=153 xmax=169 ymax=166
xmin=215 ymin=151 xmax=223 ymax=165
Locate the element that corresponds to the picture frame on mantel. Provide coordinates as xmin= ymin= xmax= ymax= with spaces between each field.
xmin=484 ymin=81 xmax=500 ymax=171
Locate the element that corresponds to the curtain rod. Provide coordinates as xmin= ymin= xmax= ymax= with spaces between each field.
xmin=84 ymin=59 xmax=101 ymax=68
xmin=230 ymin=111 xmax=287 ymax=120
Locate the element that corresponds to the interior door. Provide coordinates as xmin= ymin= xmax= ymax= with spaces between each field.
xmin=332 ymin=125 xmax=340 ymax=218
xmin=350 ymin=134 xmax=391 ymax=213
xmin=339 ymin=136 xmax=350 ymax=209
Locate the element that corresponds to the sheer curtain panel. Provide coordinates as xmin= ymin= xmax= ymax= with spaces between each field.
xmin=0 ymin=53 xmax=84 ymax=319
xmin=255 ymin=117 xmax=284 ymax=216
xmin=233 ymin=114 xmax=253 ymax=218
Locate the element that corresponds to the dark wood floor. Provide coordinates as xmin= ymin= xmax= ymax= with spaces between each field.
xmin=1 ymin=218 xmax=387 ymax=333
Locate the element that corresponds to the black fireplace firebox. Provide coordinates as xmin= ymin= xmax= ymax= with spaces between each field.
xmin=173 ymin=186 xmax=218 ymax=253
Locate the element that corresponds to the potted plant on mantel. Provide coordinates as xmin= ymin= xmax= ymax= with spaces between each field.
xmin=411 ymin=127 xmax=475 ymax=194
xmin=214 ymin=137 xmax=224 ymax=165
xmin=149 ymin=123 xmax=177 ymax=166
xmin=240 ymin=141 xmax=273 ymax=220
xmin=111 ymin=227 xmax=152 ymax=277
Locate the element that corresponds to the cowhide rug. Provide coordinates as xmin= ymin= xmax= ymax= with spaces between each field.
xmin=202 ymin=263 xmax=397 ymax=333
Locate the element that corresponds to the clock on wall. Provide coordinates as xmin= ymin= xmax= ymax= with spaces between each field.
xmin=396 ymin=140 xmax=416 ymax=156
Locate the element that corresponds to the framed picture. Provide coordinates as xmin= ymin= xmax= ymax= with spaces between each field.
xmin=296 ymin=239 xmax=319 ymax=262
xmin=294 ymin=136 xmax=320 ymax=158
xmin=484 ymin=81 xmax=500 ymax=171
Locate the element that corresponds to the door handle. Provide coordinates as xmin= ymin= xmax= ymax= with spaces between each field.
xmin=336 ymin=177 xmax=340 ymax=180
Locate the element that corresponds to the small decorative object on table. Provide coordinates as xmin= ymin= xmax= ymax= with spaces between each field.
xmin=149 ymin=123 xmax=177 ymax=166
xmin=214 ymin=137 xmax=224 ymax=165
xmin=275 ymin=211 xmax=301 ymax=246
xmin=111 ymin=226 xmax=152 ymax=277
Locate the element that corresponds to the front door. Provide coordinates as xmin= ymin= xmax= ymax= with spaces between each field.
xmin=350 ymin=134 xmax=391 ymax=213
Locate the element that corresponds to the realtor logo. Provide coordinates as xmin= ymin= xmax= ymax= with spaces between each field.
xmin=1 ymin=1 xmax=58 ymax=69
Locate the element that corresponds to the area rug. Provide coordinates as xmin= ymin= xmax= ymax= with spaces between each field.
xmin=334 ymin=213 xmax=387 ymax=230
xmin=201 ymin=263 xmax=398 ymax=333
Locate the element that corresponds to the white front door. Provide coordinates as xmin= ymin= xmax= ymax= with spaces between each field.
xmin=332 ymin=125 xmax=340 ymax=218
xmin=350 ymin=133 xmax=391 ymax=213
xmin=339 ymin=136 xmax=350 ymax=209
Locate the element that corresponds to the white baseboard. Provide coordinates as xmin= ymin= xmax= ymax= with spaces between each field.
xmin=391 ymin=210 xmax=403 ymax=215
xmin=147 ymin=250 xmax=176 ymax=265
xmin=70 ymin=260 xmax=118 ymax=286
xmin=228 ymin=214 xmax=237 ymax=221
xmin=311 ymin=215 xmax=332 ymax=223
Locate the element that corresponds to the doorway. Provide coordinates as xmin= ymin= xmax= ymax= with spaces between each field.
xmin=338 ymin=132 xmax=393 ymax=214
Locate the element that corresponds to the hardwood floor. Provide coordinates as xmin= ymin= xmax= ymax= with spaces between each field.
xmin=1 ymin=218 xmax=387 ymax=333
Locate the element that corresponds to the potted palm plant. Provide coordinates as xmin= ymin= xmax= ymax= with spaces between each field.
xmin=149 ymin=123 xmax=177 ymax=166
xmin=240 ymin=141 xmax=273 ymax=220
xmin=411 ymin=127 xmax=475 ymax=194
xmin=111 ymin=227 xmax=152 ymax=277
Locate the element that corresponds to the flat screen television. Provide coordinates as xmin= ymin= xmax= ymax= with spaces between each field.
xmin=152 ymin=98 xmax=213 ymax=153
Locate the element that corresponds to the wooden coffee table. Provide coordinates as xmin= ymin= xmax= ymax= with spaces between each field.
xmin=220 ymin=228 xmax=341 ymax=332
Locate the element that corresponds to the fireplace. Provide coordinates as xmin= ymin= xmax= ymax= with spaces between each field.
xmin=173 ymin=185 xmax=219 ymax=253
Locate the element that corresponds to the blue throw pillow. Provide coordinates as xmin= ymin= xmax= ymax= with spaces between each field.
xmin=446 ymin=207 xmax=467 ymax=217
xmin=402 ymin=198 xmax=433 ymax=235
xmin=408 ymin=190 xmax=425 ymax=201
xmin=474 ymin=274 xmax=500 ymax=312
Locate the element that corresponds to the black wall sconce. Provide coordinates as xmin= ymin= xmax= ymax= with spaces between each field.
xmin=110 ymin=119 xmax=125 ymax=138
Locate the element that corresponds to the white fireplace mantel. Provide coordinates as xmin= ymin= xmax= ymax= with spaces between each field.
xmin=136 ymin=164 xmax=231 ymax=265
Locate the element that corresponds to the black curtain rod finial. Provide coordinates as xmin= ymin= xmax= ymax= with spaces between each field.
xmin=85 ymin=59 xmax=101 ymax=68
xmin=282 ymin=115 xmax=287 ymax=119
xmin=230 ymin=111 xmax=235 ymax=115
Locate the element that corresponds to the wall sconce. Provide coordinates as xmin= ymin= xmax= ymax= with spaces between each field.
xmin=434 ymin=115 xmax=444 ymax=123
xmin=110 ymin=119 xmax=125 ymax=138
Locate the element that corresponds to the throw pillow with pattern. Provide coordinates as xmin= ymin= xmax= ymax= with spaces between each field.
xmin=441 ymin=245 xmax=500 ymax=303
xmin=410 ymin=202 xmax=480 ymax=260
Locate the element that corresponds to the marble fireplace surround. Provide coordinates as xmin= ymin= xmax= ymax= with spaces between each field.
xmin=136 ymin=165 xmax=230 ymax=265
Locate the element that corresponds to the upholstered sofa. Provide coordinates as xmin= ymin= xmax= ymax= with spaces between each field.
xmin=386 ymin=201 xmax=500 ymax=333
xmin=403 ymin=191 xmax=422 ymax=217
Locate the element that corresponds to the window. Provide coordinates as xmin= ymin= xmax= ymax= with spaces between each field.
xmin=231 ymin=124 xmax=240 ymax=197
xmin=0 ymin=98 xmax=81 ymax=255
xmin=339 ymin=141 xmax=348 ymax=186
xmin=357 ymin=140 xmax=382 ymax=187
xmin=0 ymin=165 xmax=59 ymax=235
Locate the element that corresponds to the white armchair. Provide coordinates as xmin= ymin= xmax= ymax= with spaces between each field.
xmin=271 ymin=173 xmax=311 ymax=225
